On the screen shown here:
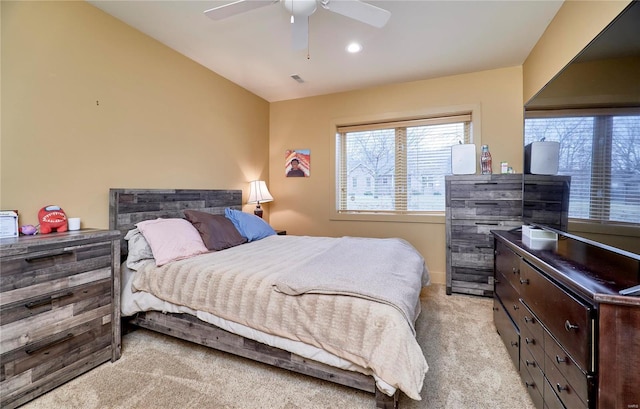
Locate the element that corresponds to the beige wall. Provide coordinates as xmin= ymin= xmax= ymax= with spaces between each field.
xmin=2 ymin=1 xmax=634 ymax=284
xmin=523 ymin=0 xmax=631 ymax=104
xmin=1 ymin=1 xmax=270 ymax=229
xmin=269 ymin=67 xmax=525 ymax=283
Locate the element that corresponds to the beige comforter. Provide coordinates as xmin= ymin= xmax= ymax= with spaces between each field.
xmin=132 ymin=235 xmax=429 ymax=400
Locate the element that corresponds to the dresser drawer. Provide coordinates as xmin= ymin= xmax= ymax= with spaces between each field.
xmin=493 ymin=297 xmax=519 ymax=370
xmin=544 ymin=377 xmax=569 ymax=409
xmin=519 ymin=261 xmax=592 ymax=371
xmin=545 ymin=353 xmax=588 ymax=409
xmin=0 ymin=241 xmax=113 ymax=296
xmin=520 ymin=303 xmax=544 ymax=348
xmin=521 ymin=346 xmax=544 ymax=401
xmin=448 ymin=200 xmax=522 ymax=220
xmin=521 ymin=362 xmax=544 ymax=409
xmin=447 ymin=175 xmax=522 ymax=201
xmin=495 ymin=270 xmax=521 ymax=323
xmin=495 ymin=240 xmax=522 ymax=291
xmin=520 ymin=315 xmax=544 ymax=370
xmin=544 ymin=330 xmax=589 ymax=405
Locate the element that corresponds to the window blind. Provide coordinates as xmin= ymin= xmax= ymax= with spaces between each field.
xmin=336 ymin=114 xmax=472 ymax=214
xmin=525 ymin=109 xmax=640 ymax=224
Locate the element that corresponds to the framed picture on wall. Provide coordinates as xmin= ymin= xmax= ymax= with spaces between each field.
xmin=285 ymin=149 xmax=310 ymax=177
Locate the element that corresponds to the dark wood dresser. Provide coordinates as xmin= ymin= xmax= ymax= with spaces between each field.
xmin=492 ymin=229 xmax=640 ymax=409
xmin=0 ymin=229 xmax=121 ymax=408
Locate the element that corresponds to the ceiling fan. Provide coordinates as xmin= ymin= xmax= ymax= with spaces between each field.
xmin=204 ymin=0 xmax=391 ymax=51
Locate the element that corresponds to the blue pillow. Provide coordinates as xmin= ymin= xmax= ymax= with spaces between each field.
xmin=224 ymin=208 xmax=276 ymax=242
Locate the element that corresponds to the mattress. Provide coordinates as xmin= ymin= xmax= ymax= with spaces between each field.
xmin=122 ymin=235 xmax=429 ymax=399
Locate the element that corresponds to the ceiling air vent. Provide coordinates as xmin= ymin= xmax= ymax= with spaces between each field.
xmin=290 ymin=74 xmax=304 ymax=83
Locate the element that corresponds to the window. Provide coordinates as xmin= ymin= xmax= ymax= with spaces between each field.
xmin=525 ymin=109 xmax=640 ymax=224
xmin=336 ymin=114 xmax=472 ymax=214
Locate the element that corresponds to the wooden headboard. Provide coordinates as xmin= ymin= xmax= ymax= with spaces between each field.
xmin=109 ymin=189 xmax=242 ymax=256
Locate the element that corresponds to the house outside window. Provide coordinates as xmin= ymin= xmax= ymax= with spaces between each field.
xmin=525 ymin=108 xmax=640 ymax=224
xmin=336 ymin=113 xmax=472 ymax=214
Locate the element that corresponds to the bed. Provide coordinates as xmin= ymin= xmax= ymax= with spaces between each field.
xmin=109 ymin=188 xmax=429 ymax=408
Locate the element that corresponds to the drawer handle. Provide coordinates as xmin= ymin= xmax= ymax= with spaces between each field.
xmin=475 ymin=222 xmax=499 ymax=226
xmin=556 ymin=384 xmax=569 ymax=393
xmin=556 ymin=355 xmax=567 ymax=364
xmin=525 ymin=360 xmax=536 ymax=368
xmin=525 ymin=381 xmax=535 ymax=389
xmin=474 ymin=182 xmax=498 ymax=185
xmin=519 ymin=278 xmax=529 ymax=285
xmin=565 ymin=320 xmax=579 ymax=332
xmin=24 ymin=291 xmax=74 ymax=309
xmin=510 ymin=341 xmax=518 ymax=347
xmin=525 ymin=337 xmax=535 ymax=345
xmin=512 ymin=267 xmax=519 ymax=275
xmin=25 ymin=333 xmax=74 ymax=355
xmin=524 ymin=316 xmax=533 ymax=323
xmin=25 ymin=250 xmax=73 ymax=262
xmin=512 ymin=305 xmax=519 ymax=311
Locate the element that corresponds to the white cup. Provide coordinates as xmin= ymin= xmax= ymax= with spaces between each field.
xmin=68 ymin=217 xmax=81 ymax=231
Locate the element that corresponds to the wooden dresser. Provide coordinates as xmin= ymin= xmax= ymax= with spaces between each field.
xmin=0 ymin=229 xmax=121 ymax=408
xmin=492 ymin=229 xmax=640 ymax=409
xmin=445 ymin=174 xmax=523 ymax=296
xmin=446 ymin=174 xmax=570 ymax=297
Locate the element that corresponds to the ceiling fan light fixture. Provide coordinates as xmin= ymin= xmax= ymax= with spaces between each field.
xmin=346 ymin=42 xmax=363 ymax=53
xmin=282 ymin=0 xmax=317 ymax=17
xmin=204 ymin=0 xmax=391 ymax=53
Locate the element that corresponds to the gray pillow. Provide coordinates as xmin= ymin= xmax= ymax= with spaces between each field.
xmin=124 ymin=228 xmax=154 ymax=270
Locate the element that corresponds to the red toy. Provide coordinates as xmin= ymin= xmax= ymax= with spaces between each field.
xmin=38 ymin=205 xmax=68 ymax=234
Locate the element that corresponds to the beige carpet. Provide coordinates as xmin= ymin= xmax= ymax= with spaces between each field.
xmin=22 ymin=284 xmax=535 ymax=409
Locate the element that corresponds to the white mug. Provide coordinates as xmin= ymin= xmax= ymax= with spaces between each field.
xmin=68 ymin=217 xmax=81 ymax=231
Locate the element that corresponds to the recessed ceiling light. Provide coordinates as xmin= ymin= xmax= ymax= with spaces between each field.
xmin=346 ymin=42 xmax=363 ymax=53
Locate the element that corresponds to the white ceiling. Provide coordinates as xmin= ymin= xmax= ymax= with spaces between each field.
xmin=87 ymin=0 xmax=564 ymax=102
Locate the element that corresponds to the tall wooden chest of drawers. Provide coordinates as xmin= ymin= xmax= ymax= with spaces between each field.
xmin=445 ymin=174 xmax=523 ymax=296
xmin=0 ymin=229 xmax=121 ymax=408
xmin=446 ymin=174 xmax=570 ymax=297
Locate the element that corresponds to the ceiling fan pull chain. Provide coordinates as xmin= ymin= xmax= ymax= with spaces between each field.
xmin=307 ymin=17 xmax=311 ymax=59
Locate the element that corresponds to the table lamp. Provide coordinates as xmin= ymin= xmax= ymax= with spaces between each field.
xmin=248 ymin=180 xmax=273 ymax=218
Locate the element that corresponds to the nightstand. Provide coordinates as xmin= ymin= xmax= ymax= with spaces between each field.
xmin=276 ymin=230 xmax=287 ymax=235
xmin=0 ymin=229 xmax=121 ymax=408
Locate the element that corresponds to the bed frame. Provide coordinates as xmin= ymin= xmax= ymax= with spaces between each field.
xmin=109 ymin=188 xmax=400 ymax=409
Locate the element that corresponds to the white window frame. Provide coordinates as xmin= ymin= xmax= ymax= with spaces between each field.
xmin=330 ymin=105 xmax=481 ymax=223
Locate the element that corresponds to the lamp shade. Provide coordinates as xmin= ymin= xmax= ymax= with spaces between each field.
xmin=247 ymin=180 xmax=273 ymax=204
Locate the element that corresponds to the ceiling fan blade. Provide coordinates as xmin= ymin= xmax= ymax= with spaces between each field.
xmin=204 ymin=0 xmax=275 ymax=20
xmin=321 ymin=0 xmax=391 ymax=28
xmin=291 ymin=16 xmax=309 ymax=51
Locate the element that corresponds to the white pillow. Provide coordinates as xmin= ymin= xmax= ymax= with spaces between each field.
xmin=136 ymin=218 xmax=208 ymax=266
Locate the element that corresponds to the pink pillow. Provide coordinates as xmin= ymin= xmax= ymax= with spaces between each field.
xmin=136 ymin=218 xmax=208 ymax=266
